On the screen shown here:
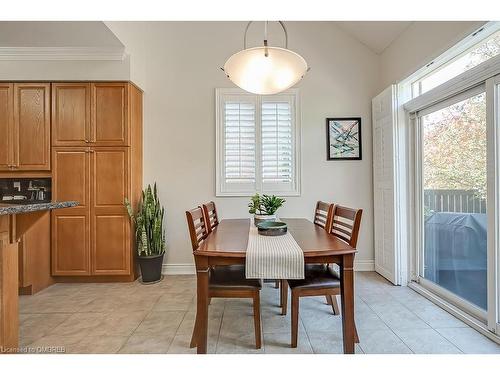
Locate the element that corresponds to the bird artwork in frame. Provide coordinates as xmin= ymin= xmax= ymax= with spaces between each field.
xmin=326 ymin=117 xmax=362 ymax=160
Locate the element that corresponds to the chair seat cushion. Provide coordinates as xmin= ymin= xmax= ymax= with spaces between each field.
xmin=287 ymin=264 xmax=340 ymax=290
xmin=209 ymin=265 xmax=262 ymax=290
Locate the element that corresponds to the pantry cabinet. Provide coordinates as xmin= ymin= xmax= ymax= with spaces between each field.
xmin=51 ymin=83 xmax=142 ymax=278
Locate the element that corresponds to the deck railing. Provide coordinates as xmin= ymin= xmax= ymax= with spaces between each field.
xmin=424 ymin=189 xmax=486 ymax=214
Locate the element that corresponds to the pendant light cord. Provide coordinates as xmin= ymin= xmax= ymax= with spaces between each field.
xmin=243 ymin=21 xmax=288 ymax=50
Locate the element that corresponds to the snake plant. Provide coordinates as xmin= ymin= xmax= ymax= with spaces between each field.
xmin=125 ymin=183 xmax=166 ymax=257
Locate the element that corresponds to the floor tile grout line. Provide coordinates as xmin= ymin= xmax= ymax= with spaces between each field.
xmin=214 ymin=299 xmax=226 ymax=354
xmin=430 ymin=328 xmax=465 ymax=354
xmin=358 ymin=293 xmax=415 ymax=354
xmin=362 ymin=284 xmax=468 ymax=353
xmin=115 ymin=304 xmax=156 ymax=353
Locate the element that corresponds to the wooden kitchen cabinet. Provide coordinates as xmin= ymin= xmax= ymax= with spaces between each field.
xmin=52 ymin=83 xmax=91 ymax=146
xmin=52 ymin=147 xmax=131 ymax=276
xmin=91 ymin=147 xmax=130 ymax=275
xmin=14 ymin=83 xmax=51 ymax=171
xmin=18 ymin=212 xmax=54 ymax=294
xmin=0 ymin=83 xmax=50 ymax=171
xmin=51 ymin=81 xmax=143 ymax=279
xmin=51 ymin=148 xmax=91 ymax=275
xmin=53 ymin=82 xmax=129 ymax=147
xmin=0 ymin=84 xmax=14 ymax=171
xmin=91 ymin=83 xmax=128 ymax=146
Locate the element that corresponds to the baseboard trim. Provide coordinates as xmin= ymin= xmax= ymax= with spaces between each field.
xmin=162 ymin=260 xmax=375 ymax=275
xmin=162 ymin=263 xmax=196 ymax=275
xmin=354 ymin=260 xmax=375 ymax=271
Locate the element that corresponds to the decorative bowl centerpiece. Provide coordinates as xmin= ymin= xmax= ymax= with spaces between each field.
xmin=257 ymin=221 xmax=288 ymax=236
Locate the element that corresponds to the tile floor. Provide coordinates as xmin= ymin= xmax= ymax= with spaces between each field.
xmin=19 ymin=272 xmax=500 ymax=354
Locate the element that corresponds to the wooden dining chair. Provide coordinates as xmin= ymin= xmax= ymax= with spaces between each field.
xmin=287 ymin=205 xmax=363 ymax=348
xmin=201 ymin=201 xmax=219 ymax=233
xmin=280 ymin=201 xmax=335 ymax=316
xmin=314 ymin=200 xmax=335 ymax=231
xmin=186 ymin=206 xmax=262 ymax=349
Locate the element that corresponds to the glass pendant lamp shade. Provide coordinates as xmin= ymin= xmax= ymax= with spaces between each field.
xmin=223 ymin=46 xmax=308 ymax=95
xmin=222 ymin=21 xmax=309 ymax=95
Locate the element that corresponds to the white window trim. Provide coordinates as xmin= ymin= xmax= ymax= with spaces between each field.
xmin=399 ymin=21 xmax=500 ymax=104
xmin=215 ymin=88 xmax=301 ymax=197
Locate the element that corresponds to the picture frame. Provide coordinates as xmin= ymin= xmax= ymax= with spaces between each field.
xmin=326 ymin=117 xmax=362 ymax=160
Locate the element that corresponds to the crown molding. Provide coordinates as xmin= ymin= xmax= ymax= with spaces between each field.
xmin=0 ymin=46 xmax=126 ymax=61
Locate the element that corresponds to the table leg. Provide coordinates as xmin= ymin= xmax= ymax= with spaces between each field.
xmin=194 ymin=256 xmax=209 ymax=354
xmin=340 ymin=253 xmax=355 ymax=354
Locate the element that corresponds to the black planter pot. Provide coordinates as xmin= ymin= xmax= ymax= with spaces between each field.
xmin=137 ymin=253 xmax=164 ymax=284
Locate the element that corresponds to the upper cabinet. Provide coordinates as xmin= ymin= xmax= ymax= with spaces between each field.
xmin=15 ymin=84 xmax=51 ymax=170
xmin=91 ymin=83 xmax=128 ymax=146
xmin=52 ymin=83 xmax=91 ymax=146
xmin=0 ymin=83 xmax=52 ymax=171
xmin=0 ymin=84 xmax=14 ymax=171
xmin=52 ymin=82 xmax=129 ymax=147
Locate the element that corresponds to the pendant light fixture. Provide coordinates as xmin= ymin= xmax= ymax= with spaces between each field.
xmin=222 ymin=21 xmax=309 ymax=95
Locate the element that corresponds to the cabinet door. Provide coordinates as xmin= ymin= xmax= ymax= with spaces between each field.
xmin=52 ymin=83 xmax=90 ymax=146
xmin=14 ymin=83 xmax=50 ymax=170
xmin=0 ymin=84 xmax=14 ymax=171
xmin=91 ymin=83 xmax=128 ymax=146
xmin=91 ymin=147 xmax=131 ymax=275
xmin=52 ymin=148 xmax=91 ymax=275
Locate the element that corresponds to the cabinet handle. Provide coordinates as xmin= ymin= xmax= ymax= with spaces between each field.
xmin=85 ymin=139 xmax=90 ymax=143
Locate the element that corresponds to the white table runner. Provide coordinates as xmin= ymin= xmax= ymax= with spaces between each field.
xmin=245 ymin=224 xmax=304 ymax=279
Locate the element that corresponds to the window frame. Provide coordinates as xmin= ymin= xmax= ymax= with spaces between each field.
xmin=399 ymin=22 xmax=500 ymax=104
xmin=215 ymin=88 xmax=301 ymax=197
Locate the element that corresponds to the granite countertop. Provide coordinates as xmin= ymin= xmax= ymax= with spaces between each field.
xmin=0 ymin=201 xmax=79 ymax=215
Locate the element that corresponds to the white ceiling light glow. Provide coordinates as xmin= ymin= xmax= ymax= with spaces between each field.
xmin=222 ymin=21 xmax=309 ymax=95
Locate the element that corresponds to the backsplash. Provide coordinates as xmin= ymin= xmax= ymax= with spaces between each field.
xmin=0 ymin=178 xmax=51 ymax=203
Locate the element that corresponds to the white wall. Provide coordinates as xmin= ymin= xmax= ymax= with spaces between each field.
xmin=378 ymin=21 xmax=485 ymax=90
xmin=106 ymin=21 xmax=380 ymax=270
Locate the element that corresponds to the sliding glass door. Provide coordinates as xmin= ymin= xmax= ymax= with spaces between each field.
xmin=417 ymin=87 xmax=489 ymax=318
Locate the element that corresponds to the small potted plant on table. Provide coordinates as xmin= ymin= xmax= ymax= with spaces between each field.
xmin=125 ymin=183 xmax=166 ymax=284
xmin=248 ymin=193 xmax=286 ymax=225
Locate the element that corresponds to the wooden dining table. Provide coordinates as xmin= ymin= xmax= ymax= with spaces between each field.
xmin=192 ymin=217 xmax=357 ymax=354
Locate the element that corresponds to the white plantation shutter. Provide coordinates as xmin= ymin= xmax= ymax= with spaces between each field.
xmin=224 ymin=102 xmax=256 ymax=185
xmin=216 ymin=89 xmax=300 ymax=196
xmin=372 ymin=85 xmax=399 ymax=285
xmin=261 ymin=97 xmax=296 ymax=192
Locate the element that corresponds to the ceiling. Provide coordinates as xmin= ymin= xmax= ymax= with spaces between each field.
xmin=0 ymin=21 xmax=123 ymax=48
xmin=335 ymin=21 xmax=413 ymax=54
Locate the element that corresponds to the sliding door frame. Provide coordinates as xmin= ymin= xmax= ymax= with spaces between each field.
xmin=413 ymin=84 xmax=488 ymax=323
xmin=404 ymin=58 xmax=500 ymax=338
xmin=486 ymin=75 xmax=500 ymax=333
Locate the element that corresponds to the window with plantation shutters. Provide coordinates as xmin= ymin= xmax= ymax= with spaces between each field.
xmin=216 ymin=89 xmax=300 ymax=196
xmin=223 ymin=101 xmax=256 ymax=187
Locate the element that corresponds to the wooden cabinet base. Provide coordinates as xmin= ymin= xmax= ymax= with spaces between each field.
xmin=0 ymin=229 xmax=19 ymax=352
xmin=53 ymin=274 xmax=138 ymax=283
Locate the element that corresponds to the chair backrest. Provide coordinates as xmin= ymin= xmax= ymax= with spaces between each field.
xmin=330 ymin=205 xmax=363 ymax=247
xmin=185 ymin=207 xmax=210 ymax=251
xmin=314 ymin=201 xmax=334 ymax=231
xmin=202 ymin=201 xmax=219 ymax=233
